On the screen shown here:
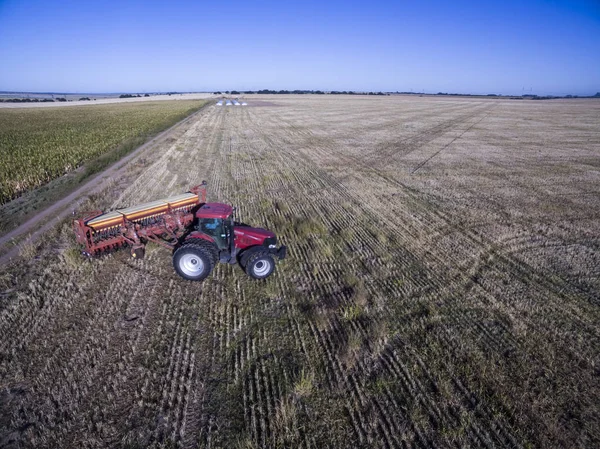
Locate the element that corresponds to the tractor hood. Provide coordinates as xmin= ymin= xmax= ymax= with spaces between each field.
xmin=233 ymin=225 xmax=276 ymax=249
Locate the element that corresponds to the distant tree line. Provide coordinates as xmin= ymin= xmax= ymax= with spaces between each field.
xmin=1 ymin=93 xmax=154 ymax=103
xmin=422 ymin=92 xmax=600 ymax=100
xmin=0 ymin=98 xmax=56 ymax=103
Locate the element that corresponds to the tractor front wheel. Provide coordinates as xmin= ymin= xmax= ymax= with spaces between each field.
xmin=173 ymin=243 xmax=215 ymax=281
xmin=245 ymin=252 xmax=275 ymax=279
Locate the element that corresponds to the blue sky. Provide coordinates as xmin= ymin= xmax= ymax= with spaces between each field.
xmin=0 ymin=0 xmax=598 ymax=95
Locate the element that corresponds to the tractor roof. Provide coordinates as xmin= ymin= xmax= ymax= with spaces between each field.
xmin=196 ymin=202 xmax=233 ymax=219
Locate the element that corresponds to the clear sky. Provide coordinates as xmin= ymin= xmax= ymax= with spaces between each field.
xmin=0 ymin=0 xmax=598 ymax=95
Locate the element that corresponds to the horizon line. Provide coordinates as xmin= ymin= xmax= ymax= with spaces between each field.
xmin=2 ymin=89 xmax=599 ymax=98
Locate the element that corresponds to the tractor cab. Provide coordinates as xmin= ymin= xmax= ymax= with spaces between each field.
xmin=195 ymin=203 xmax=233 ymax=250
xmin=192 ymin=202 xmax=284 ymax=258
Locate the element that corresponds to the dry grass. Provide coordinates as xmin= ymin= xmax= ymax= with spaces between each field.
xmin=1 ymin=96 xmax=599 ymax=448
xmin=17 ymin=236 xmax=37 ymax=260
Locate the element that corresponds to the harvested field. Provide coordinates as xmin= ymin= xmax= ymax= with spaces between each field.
xmin=1 ymin=95 xmax=599 ymax=448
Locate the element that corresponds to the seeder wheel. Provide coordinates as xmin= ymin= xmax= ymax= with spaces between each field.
xmin=131 ymin=246 xmax=146 ymax=259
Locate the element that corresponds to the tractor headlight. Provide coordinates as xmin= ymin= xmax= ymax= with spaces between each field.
xmin=269 ymin=244 xmax=277 ymax=249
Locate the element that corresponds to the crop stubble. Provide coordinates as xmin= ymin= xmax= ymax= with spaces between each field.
xmin=1 ymin=96 xmax=599 ymax=448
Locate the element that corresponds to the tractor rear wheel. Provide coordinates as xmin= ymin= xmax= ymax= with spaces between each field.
xmin=173 ymin=242 xmax=215 ymax=281
xmin=245 ymin=252 xmax=275 ymax=279
xmin=184 ymin=238 xmax=218 ymax=264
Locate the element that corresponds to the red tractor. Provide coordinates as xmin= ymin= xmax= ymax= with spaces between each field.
xmin=73 ymin=183 xmax=286 ymax=281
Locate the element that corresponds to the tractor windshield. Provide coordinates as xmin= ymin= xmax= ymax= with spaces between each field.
xmin=198 ymin=218 xmax=229 ymax=250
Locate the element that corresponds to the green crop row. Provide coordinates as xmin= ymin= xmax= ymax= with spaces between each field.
xmin=0 ymin=100 xmax=208 ymax=204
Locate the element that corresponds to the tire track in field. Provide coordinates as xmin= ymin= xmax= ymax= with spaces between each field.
xmin=275 ymin=102 xmax=600 ymax=352
xmin=411 ymin=106 xmax=496 ymax=173
xmin=0 ymin=260 xmax=98 ymax=356
xmin=340 ymin=109 xmax=599 ymax=362
xmin=1 ymin=254 xmax=166 ymax=447
xmin=277 ymin=99 xmax=490 ymax=171
xmin=233 ymin=103 xmax=600 ymax=447
xmin=263 ymin=101 xmax=599 ymax=446
xmin=68 ymin=259 xmax=184 ymax=447
xmin=3 ymin=242 xmax=210 ymax=448
xmin=217 ymin=105 xmax=524 ymax=447
xmin=221 ymin=107 xmax=381 ymax=445
xmin=361 ymin=102 xmax=491 ymax=168
xmin=207 ymin=108 xmax=300 ymax=447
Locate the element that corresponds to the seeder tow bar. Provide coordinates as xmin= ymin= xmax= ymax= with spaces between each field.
xmin=73 ymin=182 xmax=286 ymax=281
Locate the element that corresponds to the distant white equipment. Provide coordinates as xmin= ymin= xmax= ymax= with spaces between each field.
xmin=241 ymin=102 xmax=247 ymax=106
xmin=226 ymin=100 xmax=232 ymax=106
xmin=233 ymin=100 xmax=240 ymax=106
xmin=216 ymin=101 xmax=223 ymax=106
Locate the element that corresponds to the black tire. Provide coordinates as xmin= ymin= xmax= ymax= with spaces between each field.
xmin=173 ymin=242 xmax=215 ymax=281
xmin=239 ymin=246 xmax=262 ymax=268
xmin=184 ymin=238 xmax=218 ymax=264
xmin=245 ymin=252 xmax=275 ymax=279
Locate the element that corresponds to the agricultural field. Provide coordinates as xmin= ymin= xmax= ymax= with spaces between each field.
xmin=1 ymin=95 xmax=599 ymax=448
xmin=0 ymin=99 xmax=209 ymax=205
